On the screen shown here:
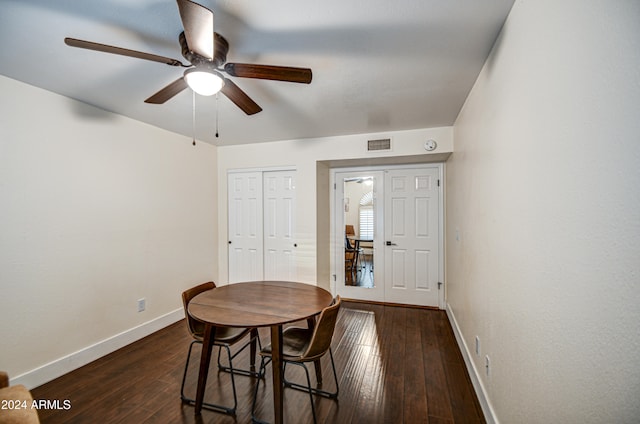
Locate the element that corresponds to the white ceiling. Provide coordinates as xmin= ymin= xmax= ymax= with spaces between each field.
xmin=0 ymin=0 xmax=514 ymax=146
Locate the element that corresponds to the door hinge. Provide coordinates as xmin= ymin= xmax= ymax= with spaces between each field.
xmin=333 ymin=274 xmax=337 ymax=281
xmin=334 ymin=183 xmax=336 ymax=190
xmin=438 ymin=282 xmax=443 ymax=290
xmin=437 ymin=179 xmax=440 ymax=187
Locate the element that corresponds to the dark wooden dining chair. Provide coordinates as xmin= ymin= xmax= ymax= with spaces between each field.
xmin=180 ymin=281 xmax=260 ymax=415
xmin=345 ymin=237 xmax=359 ymax=283
xmin=251 ymin=296 xmax=342 ymax=424
xmin=345 ymin=225 xmax=364 ymax=279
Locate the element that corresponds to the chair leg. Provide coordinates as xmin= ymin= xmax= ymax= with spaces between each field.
xmin=275 ymin=361 xmax=317 ymax=424
xmin=283 ymin=348 xmax=340 ymax=399
xmin=302 ymin=362 xmax=318 ymax=424
xmin=221 ymin=344 xmax=238 ymax=414
xmin=251 ymin=356 xmax=271 ymax=424
xmin=252 ymin=357 xmax=319 ymax=424
xmin=217 ymin=331 xmax=262 ymax=377
xmin=181 ymin=341 xmax=242 ymax=415
xmin=253 ymin=350 xmax=340 ymax=424
xmin=180 ymin=340 xmax=198 ymax=402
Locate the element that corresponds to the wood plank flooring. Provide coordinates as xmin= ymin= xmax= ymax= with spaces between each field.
xmin=31 ymin=301 xmax=484 ymax=424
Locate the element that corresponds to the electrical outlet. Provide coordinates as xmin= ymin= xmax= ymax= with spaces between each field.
xmin=485 ymin=355 xmax=490 ymax=376
xmin=137 ymin=298 xmax=146 ymax=312
xmin=475 ymin=336 xmax=480 ymax=356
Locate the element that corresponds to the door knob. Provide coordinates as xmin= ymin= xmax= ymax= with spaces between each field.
xmin=386 ymin=241 xmax=397 ymax=246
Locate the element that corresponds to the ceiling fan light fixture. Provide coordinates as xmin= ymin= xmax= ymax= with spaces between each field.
xmin=184 ymin=68 xmax=224 ymax=96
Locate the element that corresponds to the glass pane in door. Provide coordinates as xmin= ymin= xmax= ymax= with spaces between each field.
xmin=344 ymin=176 xmax=375 ymax=288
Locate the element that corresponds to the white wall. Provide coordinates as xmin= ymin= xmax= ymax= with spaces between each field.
xmin=0 ymin=76 xmax=218 ymax=388
xmin=447 ymin=1 xmax=640 ymax=422
xmin=217 ymin=127 xmax=452 ymax=288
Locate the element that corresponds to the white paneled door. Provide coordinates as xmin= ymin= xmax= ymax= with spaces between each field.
xmin=263 ymin=171 xmax=297 ymax=281
xmin=384 ymin=167 xmax=440 ymax=307
xmin=228 ymin=172 xmax=264 ymax=283
xmin=228 ymin=170 xmax=297 ymax=283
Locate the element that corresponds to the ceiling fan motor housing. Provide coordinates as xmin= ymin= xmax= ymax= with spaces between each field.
xmin=179 ymin=31 xmax=228 ymax=68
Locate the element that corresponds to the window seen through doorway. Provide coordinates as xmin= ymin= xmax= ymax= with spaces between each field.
xmin=359 ymin=191 xmax=373 ymax=239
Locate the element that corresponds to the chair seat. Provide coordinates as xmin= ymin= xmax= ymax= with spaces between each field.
xmin=192 ymin=323 xmax=250 ymax=345
xmin=259 ymin=327 xmax=313 ymax=360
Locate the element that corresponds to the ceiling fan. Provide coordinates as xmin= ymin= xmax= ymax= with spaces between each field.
xmin=64 ymin=0 xmax=312 ymax=115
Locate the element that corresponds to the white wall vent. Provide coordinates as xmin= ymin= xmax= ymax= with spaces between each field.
xmin=367 ymin=138 xmax=391 ymax=151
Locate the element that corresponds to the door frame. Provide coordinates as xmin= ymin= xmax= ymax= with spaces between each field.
xmin=331 ymin=163 xmax=445 ymax=309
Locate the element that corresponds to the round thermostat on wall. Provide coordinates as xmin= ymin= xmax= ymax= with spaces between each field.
xmin=424 ymin=139 xmax=437 ymax=151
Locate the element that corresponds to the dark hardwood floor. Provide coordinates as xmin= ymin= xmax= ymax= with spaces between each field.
xmin=32 ymin=301 xmax=484 ymax=424
xmin=346 ymin=258 xmax=375 ymax=288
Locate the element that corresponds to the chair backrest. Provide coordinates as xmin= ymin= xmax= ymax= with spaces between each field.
xmin=345 ymin=236 xmax=354 ymax=250
xmin=301 ymin=296 xmax=342 ymax=360
xmin=182 ymin=281 xmax=216 ymax=338
xmin=345 ymin=225 xmax=356 ymax=236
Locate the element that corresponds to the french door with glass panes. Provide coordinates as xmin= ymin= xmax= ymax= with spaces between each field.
xmin=334 ymin=165 xmax=442 ymax=308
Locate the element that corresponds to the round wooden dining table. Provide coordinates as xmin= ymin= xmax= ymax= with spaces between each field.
xmin=187 ymin=280 xmax=334 ymax=424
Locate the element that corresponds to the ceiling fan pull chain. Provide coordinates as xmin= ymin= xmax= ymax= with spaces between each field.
xmin=192 ymin=90 xmax=196 ymax=146
xmin=215 ymin=93 xmax=220 ymax=138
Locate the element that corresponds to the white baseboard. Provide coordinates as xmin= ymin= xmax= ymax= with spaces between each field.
xmin=12 ymin=308 xmax=184 ymax=390
xmin=446 ymin=303 xmax=499 ymax=424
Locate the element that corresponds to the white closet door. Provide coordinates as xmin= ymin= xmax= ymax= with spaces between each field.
xmin=228 ymin=172 xmax=264 ymax=283
xmin=263 ymin=171 xmax=297 ymax=281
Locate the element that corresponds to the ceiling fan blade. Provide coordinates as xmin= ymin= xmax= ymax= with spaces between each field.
xmin=64 ymin=38 xmax=187 ymax=67
xmin=224 ymin=63 xmax=312 ymax=84
xmin=221 ymin=79 xmax=262 ymax=115
xmin=144 ymin=77 xmax=189 ymax=104
xmin=176 ymin=0 xmax=214 ymax=60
